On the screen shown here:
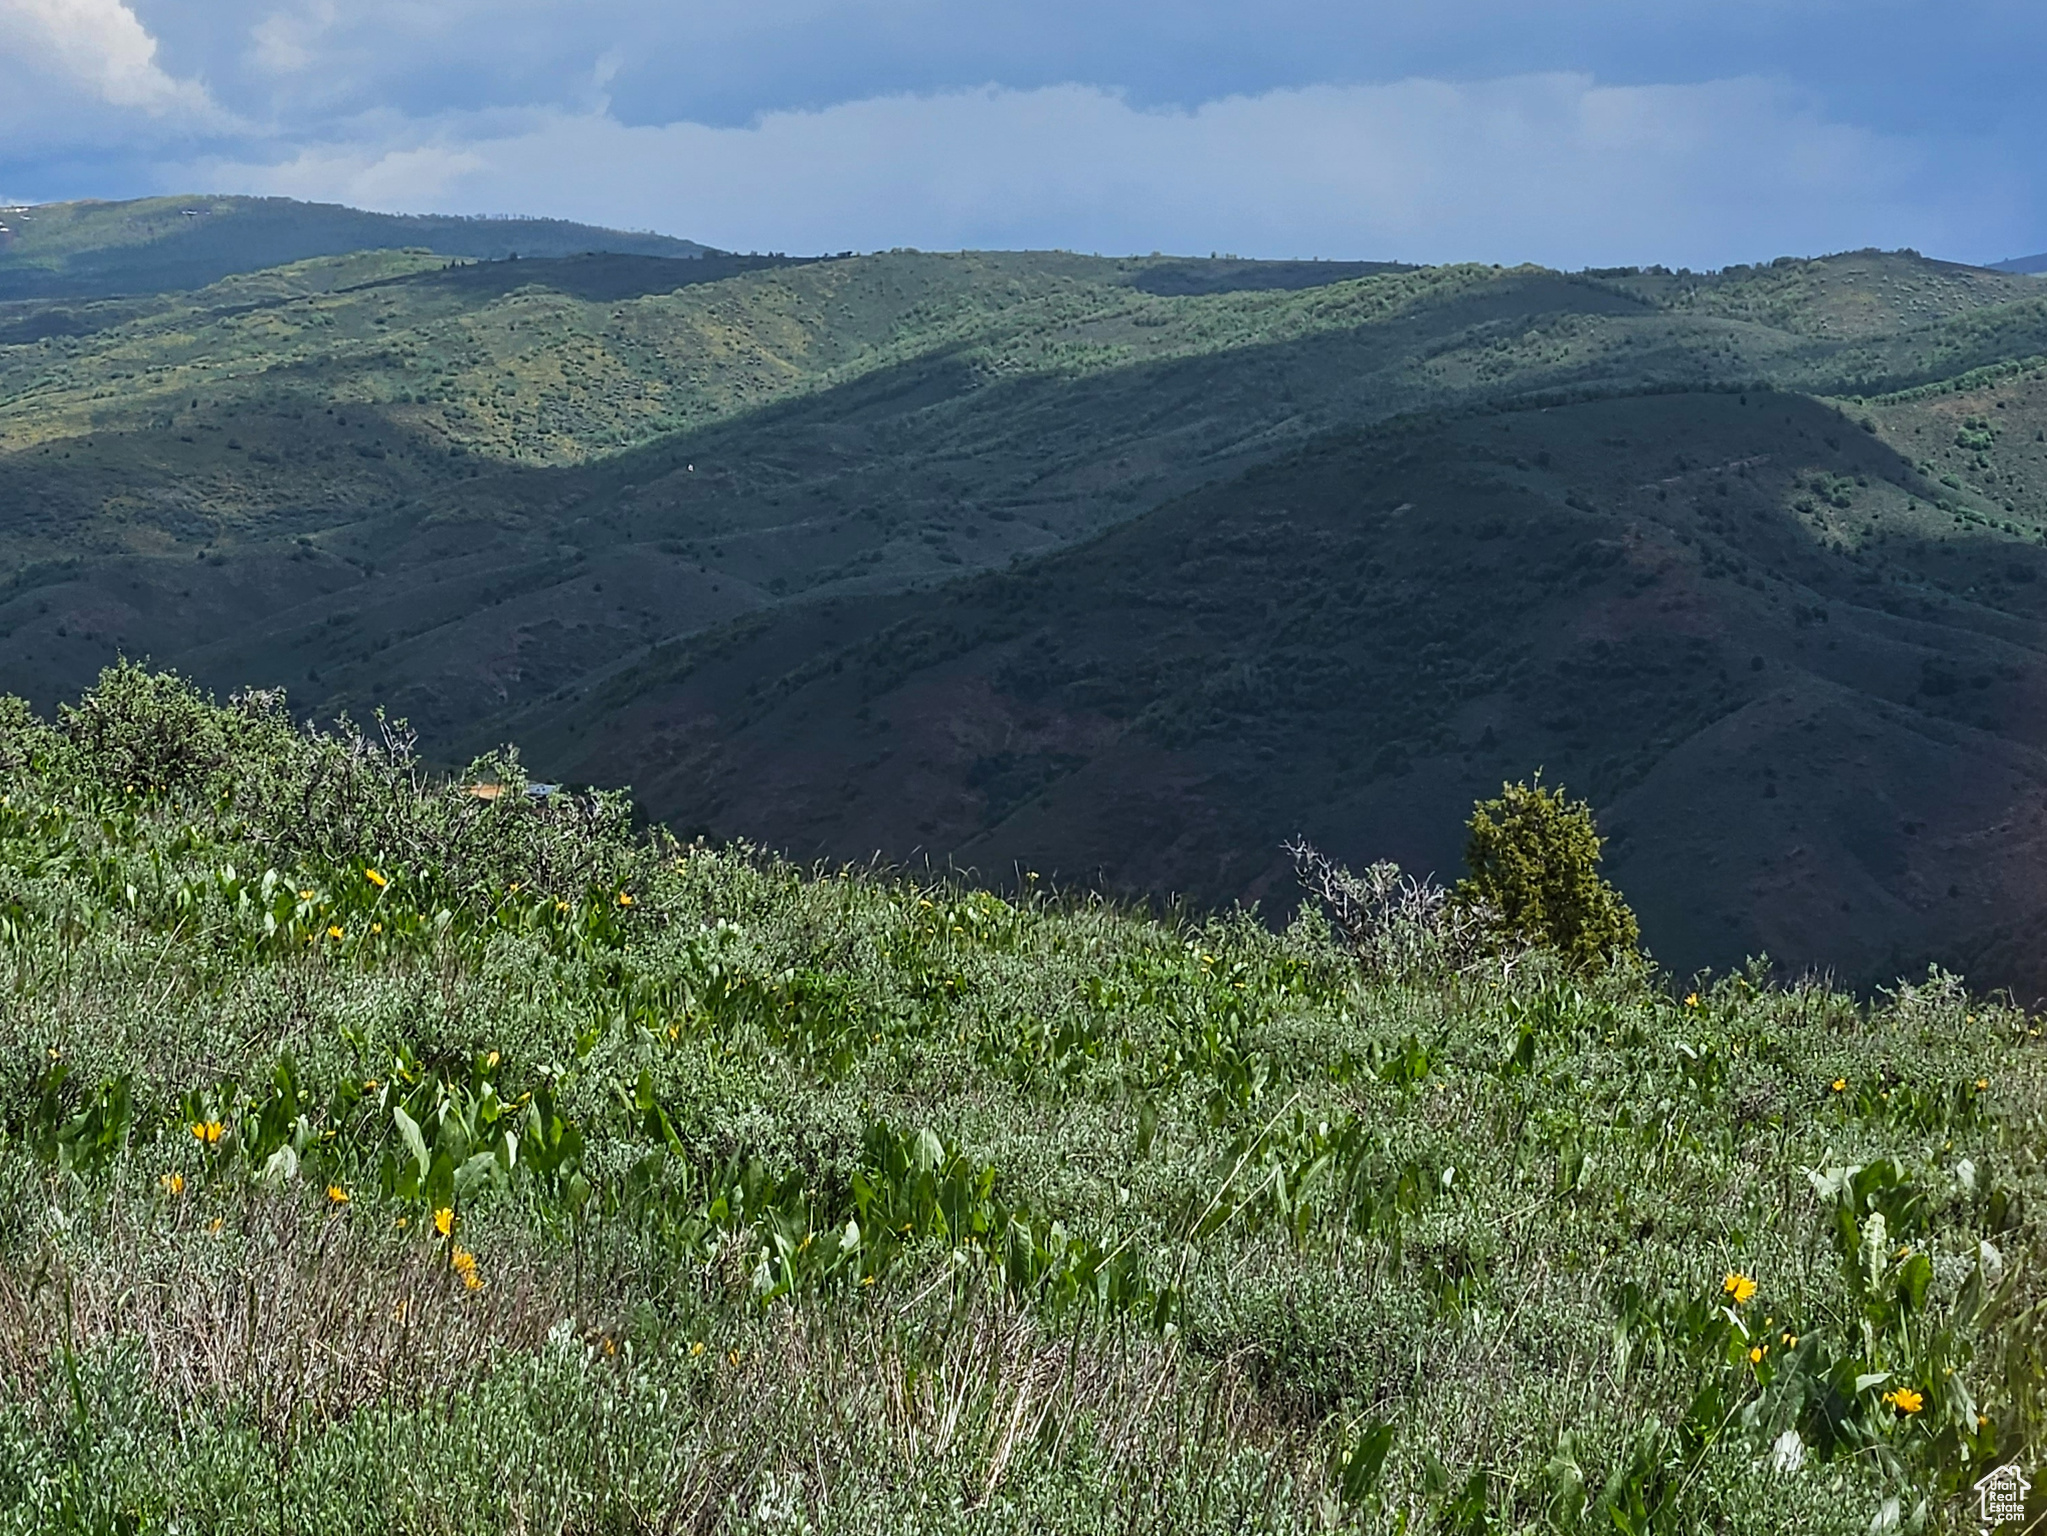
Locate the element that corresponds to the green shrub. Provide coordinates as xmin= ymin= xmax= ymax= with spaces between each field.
xmin=1454 ymin=775 xmax=1639 ymax=968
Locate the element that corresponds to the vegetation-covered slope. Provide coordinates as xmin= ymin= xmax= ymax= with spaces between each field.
xmin=0 ymin=672 xmax=2038 ymax=1533
xmin=6 ymin=215 xmax=2047 ymax=990
xmin=0 ymin=195 xmax=711 ymax=300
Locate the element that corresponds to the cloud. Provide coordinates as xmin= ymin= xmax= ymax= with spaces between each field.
xmin=1 ymin=0 xmax=216 ymax=114
xmin=189 ymin=74 xmax=2017 ymax=268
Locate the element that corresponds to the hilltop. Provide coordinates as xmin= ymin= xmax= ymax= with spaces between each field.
xmin=0 ymin=195 xmax=712 ymax=301
xmin=4 ymin=211 xmax=2047 ymax=989
xmin=0 ymin=672 xmax=2036 ymax=1532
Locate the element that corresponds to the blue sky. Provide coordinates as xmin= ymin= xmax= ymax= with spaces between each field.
xmin=1 ymin=0 xmax=2039 ymax=268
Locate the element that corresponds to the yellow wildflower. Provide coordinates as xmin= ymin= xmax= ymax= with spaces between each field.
xmin=298 ymin=889 xmax=315 ymax=901
xmin=600 ymin=1335 xmax=617 ymax=1356
xmin=1684 ymin=992 xmax=1700 ymax=1008
xmin=1830 ymin=1078 xmax=1847 ymax=1093
xmin=207 ymin=1216 xmax=224 ymax=1235
xmin=160 ymin=1172 xmax=185 ymax=1195
xmin=1975 ymin=1078 xmax=1989 ymax=1091
xmin=370 ymin=922 xmax=383 ymax=934
xmin=555 ymin=899 xmax=570 ymax=913
xmin=433 ymin=1206 xmax=453 ymax=1237
xmin=326 ymin=1185 xmax=349 ymax=1206
xmin=327 ymin=924 xmax=343 ymax=940
xmin=365 ymin=868 xmax=387 ymax=888
xmin=191 ymin=1119 xmax=225 ymax=1145
xmin=1722 ymin=1272 xmax=1758 ymax=1304
xmin=1883 ymin=1387 xmax=1923 ymax=1415
xmin=690 ymin=1340 xmax=706 ymax=1356
xmin=616 ymin=891 xmax=634 ymax=907
xmin=1749 ymin=1345 xmax=1766 ymax=1364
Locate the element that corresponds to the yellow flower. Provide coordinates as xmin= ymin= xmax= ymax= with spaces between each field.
xmin=1722 ymin=1272 xmax=1758 ymax=1305
xmin=1749 ymin=1345 xmax=1766 ymax=1364
xmin=298 ymin=889 xmax=315 ymax=901
xmin=327 ymin=924 xmax=344 ymax=940
xmin=1684 ymin=992 xmax=1700 ymax=1008
xmin=326 ymin=1185 xmax=349 ymax=1206
xmin=1781 ymin=1332 xmax=1797 ymax=1348
xmin=433 ymin=1206 xmax=453 ymax=1237
xmin=616 ymin=891 xmax=634 ymax=907
xmin=555 ymin=899 xmax=570 ymax=913
xmin=365 ymin=868 xmax=387 ymax=888
xmin=1975 ymin=1078 xmax=1989 ymax=1091
xmin=690 ymin=1340 xmax=706 ymax=1357
xmin=1830 ymin=1078 xmax=1847 ymax=1093
xmin=600 ymin=1335 xmax=618 ymax=1356
xmin=207 ymin=1216 xmax=224 ymax=1235
xmin=191 ymin=1119 xmax=225 ymax=1145
xmin=160 ymin=1172 xmax=185 ymax=1195
xmin=370 ymin=922 xmax=383 ymax=934
xmin=451 ymin=1245 xmax=477 ymax=1275
xmin=1883 ymin=1387 xmax=1923 ymax=1415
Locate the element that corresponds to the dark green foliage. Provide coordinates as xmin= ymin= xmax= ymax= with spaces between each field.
xmin=1455 ymin=776 xmax=1640 ymax=968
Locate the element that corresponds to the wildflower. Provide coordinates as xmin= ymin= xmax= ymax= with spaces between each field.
xmin=1830 ymin=1079 xmax=1847 ymax=1093
xmin=298 ymin=889 xmax=315 ymax=901
xmin=690 ymin=1340 xmax=706 ymax=1356
xmin=728 ymin=1348 xmax=742 ymax=1367
xmin=1883 ymin=1387 xmax=1923 ymax=1415
xmin=365 ymin=868 xmax=387 ymax=888
xmin=616 ymin=891 xmax=634 ymax=907
xmin=451 ymin=1246 xmax=482 ymax=1289
xmin=191 ymin=1119 xmax=225 ymax=1145
xmin=1749 ymin=1345 xmax=1767 ymax=1364
xmin=1685 ymin=992 xmax=1700 ymax=1008
xmin=1975 ymin=1078 xmax=1989 ymax=1090
xmin=326 ymin=1185 xmax=349 ymax=1206
xmin=861 ymin=1274 xmax=876 ymax=1287
xmin=207 ymin=1216 xmax=224 ymax=1235
xmin=327 ymin=924 xmax=343 ymax=940
xmin=1722 ymin=1272 xmax=1758 ymax=1304
xmin=160 ymin=1172 xmax=185 ymax=1195
xmin=433 ymin=1206 xmax=453 ymax=1237
xmin=600 ymin=1335 xmax=617 ymax=1356
xmin=370 ymin=922 xmax=382 ymax=934
xmin=555 ymin=899 xmax=570 ymax=913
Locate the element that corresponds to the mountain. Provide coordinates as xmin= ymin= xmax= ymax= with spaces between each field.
xmin=0 ymin=195 xmax=713 ymax=301
xmin=7 ymin=217 xmax=2047 ymax=990
xmin=1991 ymin=253 xmax=2047 ymax=275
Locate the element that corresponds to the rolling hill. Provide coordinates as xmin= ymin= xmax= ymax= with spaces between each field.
xmin=0 ymin=194 xmax=712 ymax=301
xmin=5 ymin=204 xmax=2047 ymax=992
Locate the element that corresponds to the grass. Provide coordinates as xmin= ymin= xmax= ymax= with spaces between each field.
xmin=0 ymin=667 xmax=2039 ymax=1532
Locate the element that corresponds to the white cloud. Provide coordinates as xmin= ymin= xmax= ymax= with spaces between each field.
xmin=187 ymin=74 xmax=2011 ymax=267
xmin=1 ymin=0 xmax=216 ymax=114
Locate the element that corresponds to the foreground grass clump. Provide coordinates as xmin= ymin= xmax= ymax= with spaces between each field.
xmin=0 ymin=668 xmax=2040 ymax=1534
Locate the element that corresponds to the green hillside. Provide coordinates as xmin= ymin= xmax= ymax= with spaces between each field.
xmin=0 ymin=195 xmax=712 ymax=301
xmin=5 ymin=217 xmax=2047 ymax=990
xmin=0 ymin=672 xmax=2037 ymax=1532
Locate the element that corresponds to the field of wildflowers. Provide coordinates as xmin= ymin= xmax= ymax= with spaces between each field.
xmin=0 ymin=666 xmax=2039 ymax=1533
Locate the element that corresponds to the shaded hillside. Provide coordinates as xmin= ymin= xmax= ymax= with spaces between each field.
xmin=0 ymin=195 xmax=711 ymax=301
xmin=6 ymin=229 xmax=2047 ymax=990
xmin=524 ymin=377 xmax=2047 ymax=996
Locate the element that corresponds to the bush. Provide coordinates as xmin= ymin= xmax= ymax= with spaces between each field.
xmin=1454 ymin=776 xmax=1639 ymax=969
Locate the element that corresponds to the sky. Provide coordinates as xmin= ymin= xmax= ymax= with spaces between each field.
xmin=0 ymin=0 xmax=2039 ymax=269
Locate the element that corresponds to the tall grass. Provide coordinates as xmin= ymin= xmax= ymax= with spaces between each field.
xmin=0 ymin=666 xmax=2039 ymax=1533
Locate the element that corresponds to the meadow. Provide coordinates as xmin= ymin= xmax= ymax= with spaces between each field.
xmin=0 ymin=667 xmax=2038 ymax=1533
